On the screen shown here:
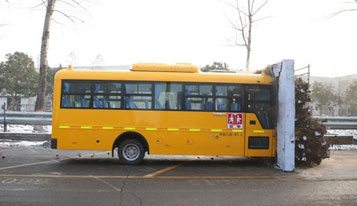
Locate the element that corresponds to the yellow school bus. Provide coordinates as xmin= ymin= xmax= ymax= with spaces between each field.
xmin=51 ymin=63 xmax=276 ymax=164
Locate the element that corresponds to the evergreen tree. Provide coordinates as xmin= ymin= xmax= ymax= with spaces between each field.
xmin=345 ymin=80 xmax=357 ymax=115
xmin=201 ymin=62 xmax=229 ymax=72
xmin=0 ymin=52 xmax=39 ymax=110
xmin=311 ymin=82 xmax=339 ymax=115
xmin=295 ymin=78 xmax=329 ymax=167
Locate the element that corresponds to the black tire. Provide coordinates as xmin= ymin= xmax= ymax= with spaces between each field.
xmin=118 ymin=139 xmax=145 ymax=165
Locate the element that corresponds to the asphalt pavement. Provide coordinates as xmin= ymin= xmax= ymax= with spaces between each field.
xmin=0 ymin=144 xmax=356 ymax=206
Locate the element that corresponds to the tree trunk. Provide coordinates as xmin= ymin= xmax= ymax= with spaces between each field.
xmin=35 ymin=0 xmax=56 ymax=112
xmin=245 ymin=13 xmax=252 ymax=72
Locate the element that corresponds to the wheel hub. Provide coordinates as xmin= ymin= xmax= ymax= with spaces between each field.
xmin=123 ymin=144 xmax=140 ymax=161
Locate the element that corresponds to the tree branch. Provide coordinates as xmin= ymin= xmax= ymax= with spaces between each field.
xmin=57 ymin=0 xmax=76 ymax=8
xmin=252 ymin=0 xmax=269 ymax=16
xmin=236 ymin=0 xmax=248 ymax=46
xmin=327 ymin=9 xmax=357 ymax=18
xmin=252 ymin=16 xmax=271 ymax=23
xmin=29 ymin=0 xmax=47 ymax=9
xmin=222 ymin=0 xmax=248 ymax=16
xmin=53 ymin=9 xmax=75 ymax=23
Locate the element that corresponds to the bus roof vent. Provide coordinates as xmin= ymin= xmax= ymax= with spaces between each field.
xmin=131 ymin=63 xmax=198 ymax=73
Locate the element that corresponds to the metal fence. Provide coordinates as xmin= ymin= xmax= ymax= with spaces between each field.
xmin=315 ymin=116 xmax=357 ymax=130
xmin=0 ymin=111 xmax=52 ymax=132
xmin=1 ymin=111 xmax=357 ymax=131
xmin=1 ymin=112 xmax=356 ymax=142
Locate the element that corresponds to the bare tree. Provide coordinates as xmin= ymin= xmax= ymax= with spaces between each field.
xmin=227 ymin=0 xmax=269 ymax=71
xmin=34 ymin=0 xmax=89 ymax=112
xmin=35 ymin=0 xmax=56 ymax=112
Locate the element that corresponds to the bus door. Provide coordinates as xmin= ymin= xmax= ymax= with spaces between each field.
xmin=244 ymin=85 xmax=275 ymax=157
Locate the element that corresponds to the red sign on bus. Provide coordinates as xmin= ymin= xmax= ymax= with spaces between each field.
xmin=227 ymin=113 xmax=243 ymax=129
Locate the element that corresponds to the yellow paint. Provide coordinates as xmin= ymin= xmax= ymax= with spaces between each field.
xmin=81 ymin=126 xmax=92 ymax=129
xmin=253 ymin=130 xmax=265 ymax=133
xmin=144 ymin=164 xmax=182 ymax=177
xmin=0 ymin=158 xmax=70 ymax=171
xmin=59 ymin=126 xmax=70 ymax=129
xmin=52 ymin=64 xmax=275 ymax=157
xmin=0 ymin=174 xmax=285 ymax=180
xmin=102 ymin=126 xmax=114 ymax=130
xmin=124 ymin=127 xmax=136 ymax=130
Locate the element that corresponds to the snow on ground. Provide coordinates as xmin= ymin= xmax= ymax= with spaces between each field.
xmin=327 ymin=129 xmax=357 ymax=136
xmin=329 ymin=144 xmax=357 ymax=150
xmin=0 ymin=140 xmax=49 ymax=148
xmin=0 ymin=125 xmax=52 ymax=133
xmin=327 ymin=129 xmax=357 ymax=143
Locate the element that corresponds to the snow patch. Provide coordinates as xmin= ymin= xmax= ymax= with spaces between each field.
xmin=298 ymin=144 xmax=305 ymax=149
xmin=0 ymin=125 xmax=51 ymax=133
xmin=327 ymin=130 xmax=357 ymax=136
xmin=329 ymin=144 xmax=357 ymax=150
xmin=0 ymin=140 xmax=48 ymax=148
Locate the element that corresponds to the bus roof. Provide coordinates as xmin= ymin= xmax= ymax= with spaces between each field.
xmin=55 ymin=64 xmax=273 ymax=85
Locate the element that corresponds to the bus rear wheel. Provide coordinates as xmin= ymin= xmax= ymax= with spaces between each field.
xmin=118 ymin=139 xmax=145 ymax=165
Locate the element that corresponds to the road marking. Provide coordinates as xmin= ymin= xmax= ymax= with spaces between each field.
xmin=144 ymin=164 xmax=182 ymax=178
xmin=0 ymin=152 xmax=108 ymax=171
xmin=0 ymin=158 xmax=70 ymax=171
xmin=93 ymin=177 xmax=122 ymax=192
xmin=0 ymin=173 xmax=285 ymax=179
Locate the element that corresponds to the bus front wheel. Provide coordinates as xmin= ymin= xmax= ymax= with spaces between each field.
xmin=118 ymin=139 xmax=145 ymax=165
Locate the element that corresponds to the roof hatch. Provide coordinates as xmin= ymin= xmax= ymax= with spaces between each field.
xmin=131 ymin=63 xmax=198 ymax=73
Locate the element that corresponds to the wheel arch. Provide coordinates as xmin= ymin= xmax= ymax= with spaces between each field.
xmin=112 ymin=131 xmax=149 ymax=156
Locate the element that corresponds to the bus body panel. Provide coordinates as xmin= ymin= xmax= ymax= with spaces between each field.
xmin=52 ymin=67 xmax=276 ymax=158
xmin=53 ymin=110 xmax=246 ymax=156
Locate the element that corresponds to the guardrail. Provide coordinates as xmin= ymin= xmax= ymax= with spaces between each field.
xmin=1 ymin=111 xmax=357 ymax=130
xmin=0 ymin=111 xmax=356 ymax=142
xmin=1 ymin=111 xmax=52 ymax=132
xmin=314 ymin=116 xmax=357 ymax=130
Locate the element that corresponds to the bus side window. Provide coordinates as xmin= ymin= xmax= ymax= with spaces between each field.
xmin=62 ymin=83 xmax=72 ymax=107
xmin=215 ymin=85 xmax=243 ymax=112
xmin=155 ymin=83 xmax=182 ymax=110
xmin=124 ymin=97 xmax=137 ymax=109
xmin=124 ymin=83 xmax=152 ymax=110
xmin=185 ymin=84 xmax=213 ymax=111
xmin=155 ymin=84 xmax=164 ymax=109
xmin=61 ymin=81 xmax=91 ymax=108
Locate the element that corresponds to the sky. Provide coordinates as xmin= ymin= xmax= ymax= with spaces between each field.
xmin=0 ymin=0 xmax=356 ymax=77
